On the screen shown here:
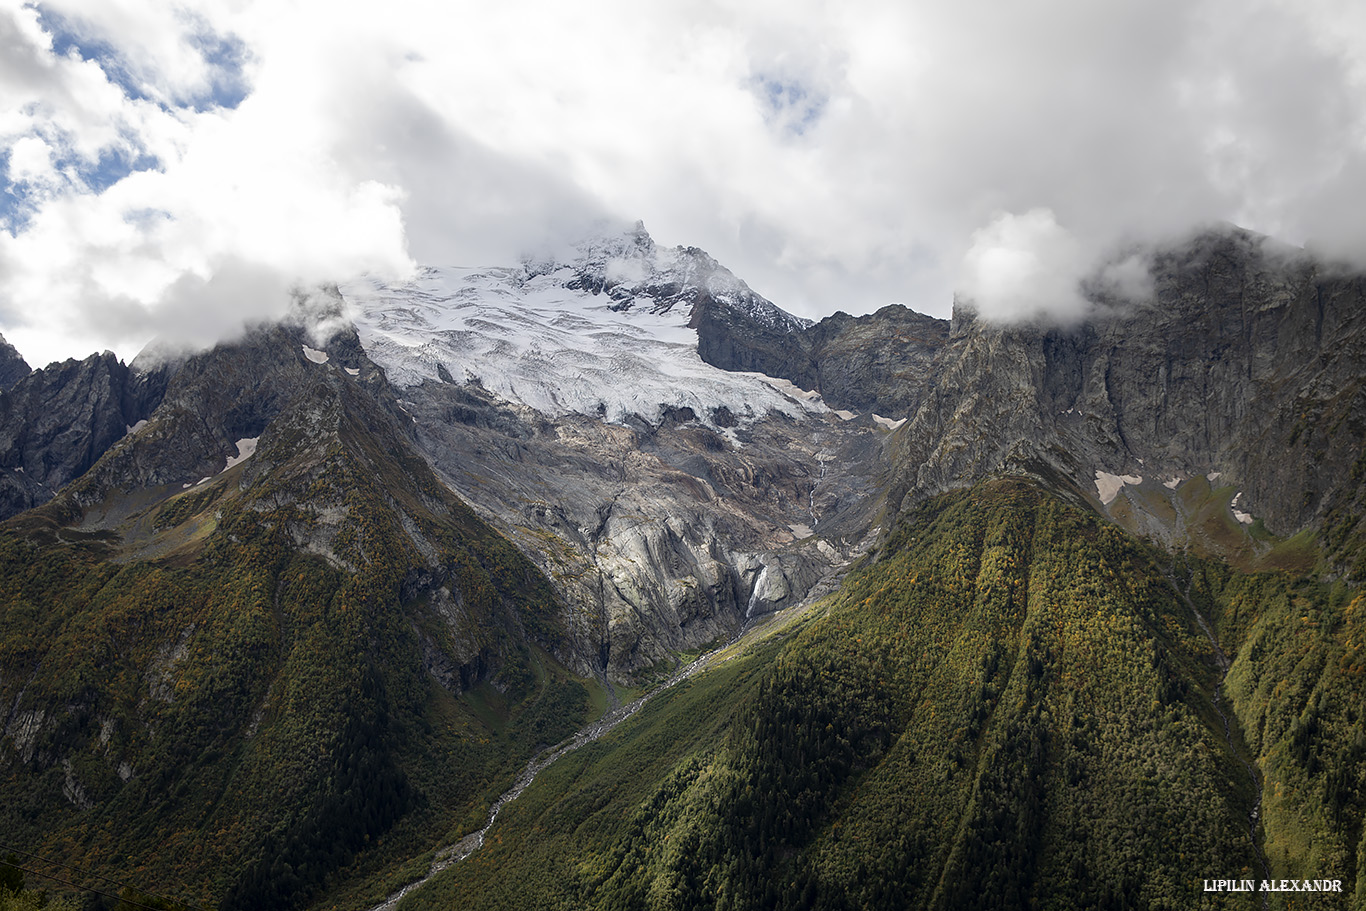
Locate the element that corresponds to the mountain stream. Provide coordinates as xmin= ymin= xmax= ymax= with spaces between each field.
xmin=365 ymin=625 xmax=752 ymax=911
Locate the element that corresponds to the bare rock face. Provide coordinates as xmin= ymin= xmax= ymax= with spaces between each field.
xmin=880 ymin=226 xmax=1366 ymax=546
xmin=0 ymin=334 xmax=31 ymax=390
xmin=798 ymin=305 xmax=949 ymax=418
xmin=690 ymin=291 xmax=819 ymax=385
xmin=396 ymin=378 xmax=890 ymax=683
xmin=695 ymin=302 xmax=949 ymax=420
xmin=0 ymin=352 xmax=169 ymax=519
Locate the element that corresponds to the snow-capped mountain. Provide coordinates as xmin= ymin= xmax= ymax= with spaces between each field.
xmin=539 ymin=221 xmax=810 ymax=333
xmin=343 ymin=223 xmax=819 ymax=429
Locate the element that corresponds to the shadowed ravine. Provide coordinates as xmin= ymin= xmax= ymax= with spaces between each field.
xmin=1172 ymin=571 xmax=1272 ymax=908
xmin=365 ymin=618 xmax=768 ymax=911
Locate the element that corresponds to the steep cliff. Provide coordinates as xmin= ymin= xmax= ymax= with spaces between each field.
xmin=694 ymin=301 xmax=949 ymax=419
xmin=881 ymin=227 xmax=1366 ymax=556
xmin=0 ymin=333 xmax=30 ymax=390
xmin=0 ymin=352 xmax=169 ymax=519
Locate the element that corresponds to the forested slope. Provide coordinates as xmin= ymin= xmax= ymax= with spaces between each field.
xmin=401 ymin=478 xmax=1361 ymax=910
xmin=0 ymin=357 xmax=590 ymax=911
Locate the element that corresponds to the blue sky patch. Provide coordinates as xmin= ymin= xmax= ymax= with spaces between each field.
xmin=81 ymin=144 xmax=161 ymax=193
xmin=1 ymin=141 xmax=162 ymax=235
xmin=188 ymin=27 xmax=250 ymax=111
xmin=0 ymin=149 xmax=19 ymax=234
xmin=33 ymin=3 xmax=251 ymax=112
xmin=750 ymin=75 xmax=827 ymax=137
xmin=35 ymin=5 xmax=154 ymax=104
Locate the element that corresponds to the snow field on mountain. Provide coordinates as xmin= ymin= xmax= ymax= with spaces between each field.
xmin=344 ymin=265 xmax=825 ymax=429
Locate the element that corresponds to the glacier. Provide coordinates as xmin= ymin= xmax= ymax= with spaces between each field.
xmin=342 ymin=227 xmax=828 ymax=430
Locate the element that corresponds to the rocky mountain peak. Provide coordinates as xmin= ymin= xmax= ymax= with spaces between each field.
xmin=0 ymin=333 xmax=31 ymax=390
xmin=520 ymin=220 xmax=809 ymax=333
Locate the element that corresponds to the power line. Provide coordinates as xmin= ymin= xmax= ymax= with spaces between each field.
xmin=2 ymin=858 xmax=184 ymax=911
xmin=0 ymin=843 xmax=209 ymax=911
xmin=0 ymin=841 xmax=158 ymax=898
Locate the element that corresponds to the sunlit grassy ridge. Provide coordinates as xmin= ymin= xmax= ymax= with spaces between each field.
xmin=1203 ymin=565 xmax=1366 ymax=907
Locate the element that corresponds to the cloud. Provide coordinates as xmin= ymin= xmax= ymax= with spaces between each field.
xmin=958 ymin=209 xmax=1088 ymax=323
xmin=1 ymin=0 xmax=1365 ymax=363
xmin=0 ymin=0 xmax=415 ymax=366
xmin=958 ymin=209 xmax=1160 ymax=323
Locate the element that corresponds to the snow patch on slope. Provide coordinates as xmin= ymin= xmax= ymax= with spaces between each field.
xmin=872 ymin=414 xmax=906 ymax=431
xmin=1095 ymin=470 xmax=1142 ymax=505
xmin=223 ymin=437 xmax=258 ymax=472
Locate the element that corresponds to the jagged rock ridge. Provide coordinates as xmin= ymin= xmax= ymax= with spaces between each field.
xmin=878 ymin=228 xmax=1366 ymax=549
xmin=0 ymin=333 xmax=30 ymax=390
xmin=0 ymin=352 xmax=169 ymax=519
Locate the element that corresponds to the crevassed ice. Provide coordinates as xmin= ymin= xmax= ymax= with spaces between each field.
xmin=342 ymin=266 xmax=823 ymax=428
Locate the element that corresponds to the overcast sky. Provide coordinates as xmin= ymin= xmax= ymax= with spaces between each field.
xmin=2 ymin=0 xmax=1364 ymax=367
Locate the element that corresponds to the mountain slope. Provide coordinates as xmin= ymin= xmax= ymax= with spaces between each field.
xmin=0 ymin=325 xmax=588 ymax=911
xmin=395 ymin=479 xmax=1294 ymax=910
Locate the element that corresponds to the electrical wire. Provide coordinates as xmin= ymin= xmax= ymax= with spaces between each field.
xmin=0 ymin=842 xmax=209 ymax=911
xmin=2 ymin=859 xmax=180 ymax=911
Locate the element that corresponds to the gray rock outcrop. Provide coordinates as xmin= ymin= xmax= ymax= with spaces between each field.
xmin=0 ymin=334 xmax=31 ymax=390
xmin=695 ymin=302 xmax=949 ymax=420
xmin=0 ymin=352 xmax=169 ymax=518
xmin=877 ymin=226 xmax=1366 ymax=544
